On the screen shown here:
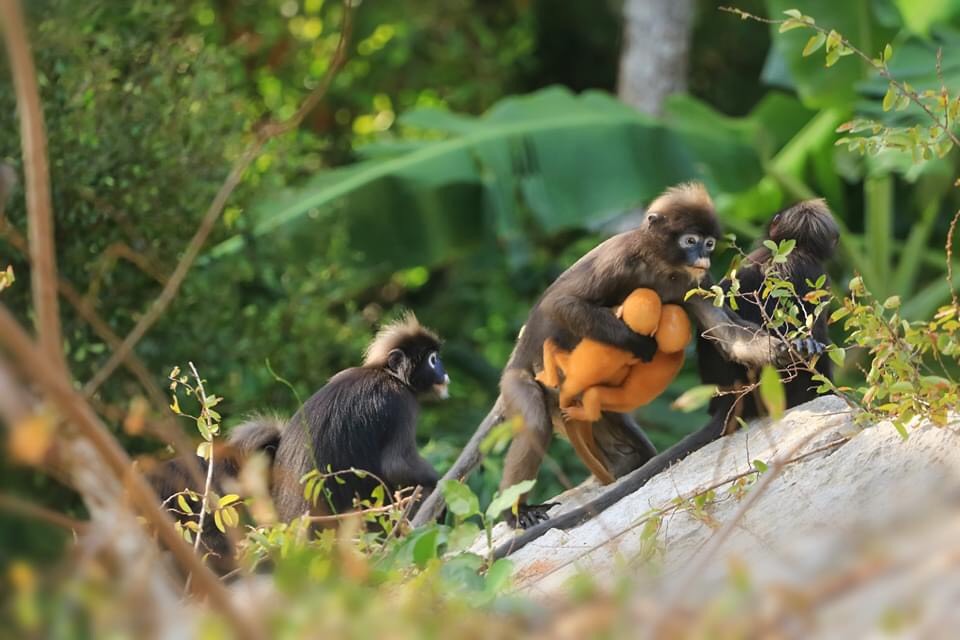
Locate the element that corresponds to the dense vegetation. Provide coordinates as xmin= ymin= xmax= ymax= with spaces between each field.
xmin=2 ymin=1 xmax=960 ymax=635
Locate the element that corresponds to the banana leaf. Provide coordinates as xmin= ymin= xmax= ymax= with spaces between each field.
xmin=210 ymin=87 xmax=765 ymax=271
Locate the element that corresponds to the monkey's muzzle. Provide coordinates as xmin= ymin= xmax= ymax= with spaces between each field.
xmin=434 ymin=374 xmax=451 ymax=399
xmin=685 ymin=257 xmax=710 ymax=280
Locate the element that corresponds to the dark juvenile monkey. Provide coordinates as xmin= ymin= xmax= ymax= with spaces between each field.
xmin=270 ymin=312 xmax=446 ymax=520
xmin=498 ymin=183 xmax=782 ymax=528
xmin=150 ymin=313 xmax=446 ymax=568
xmin=491 ymin=199 xmax=838 ymax=558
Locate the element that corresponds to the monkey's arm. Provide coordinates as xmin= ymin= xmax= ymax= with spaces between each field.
xmin=684 ymin=295 xmax=782 ymax=369
xmin=542 ymin=293 xmax=657 ymax=361
xmin=491 ymin=402 xmax=732 ymax=560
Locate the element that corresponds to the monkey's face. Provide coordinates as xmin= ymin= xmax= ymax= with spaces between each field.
xmin=676 ymin=232 xmax=717 ymax=280
xmin=408 ymin=349 xmax=451 ymax=399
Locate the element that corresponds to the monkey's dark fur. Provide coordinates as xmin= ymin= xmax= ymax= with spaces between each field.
xmin=270 ymin=313 xmax=444 ymax=520
xmin=150 ymin=313 xmax=445 ymax=570
xmin=497 ymin=183 xmax=783 ymax=528
xmin=491 ymin=199 xmax=839 ymax=558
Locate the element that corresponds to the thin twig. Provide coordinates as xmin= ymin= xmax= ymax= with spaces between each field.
xmin=183 ymin=362 xmax=217 ymax=596
xmin=0 ymin=493 xmax=89 ymax=533
xmin=0 ymin=0 xmax=66 ymax=371
xmin=83 ymin=0 xmax=356 ymax=396
xmin=719 ymin=6 xmax=960 ymax=148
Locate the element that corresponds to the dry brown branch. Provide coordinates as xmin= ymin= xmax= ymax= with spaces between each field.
xmin=83 ymin=0 xmax=356 ymax=396
xmin=0 ymin=219 xmax=207 ymax=490
xmin=0 ymin=493 xmax=89 ymax=534
xmin=0 ymin=306 xmax=259 ymax=640
xmin=0 ymin=0 xmax=66 ymax=372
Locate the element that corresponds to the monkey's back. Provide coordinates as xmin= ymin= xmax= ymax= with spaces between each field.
xmin=697 ymin=248 xmax=832 ymax=417
xmin=507 ymin=230 xmax=693 ymax=374
xmin=272 ymin=367 xmax=418 ymax=521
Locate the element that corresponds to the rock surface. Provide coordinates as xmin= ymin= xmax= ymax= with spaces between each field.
xmin=474 ymin=396 xmax=960 ymax=634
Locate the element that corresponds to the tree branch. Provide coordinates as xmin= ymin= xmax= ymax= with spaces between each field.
xmin=0 ymin=0 xmax=66 ymax=371
xmin=0 ymin=305 xmax=259 ymax=640
xmin=83 ymin=0 xmax=356 ymax=396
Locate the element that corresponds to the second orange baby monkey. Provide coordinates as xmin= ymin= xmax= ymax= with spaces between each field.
xmin=536 ymin=288 xmax=691 ymax=423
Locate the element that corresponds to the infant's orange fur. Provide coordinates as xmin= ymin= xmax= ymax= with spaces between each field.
xmin=536 ymin=288 xmax=691 ymax=423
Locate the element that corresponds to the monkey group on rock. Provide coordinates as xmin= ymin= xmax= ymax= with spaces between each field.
xmin=152 ymin=182 xmax=838 ymax=569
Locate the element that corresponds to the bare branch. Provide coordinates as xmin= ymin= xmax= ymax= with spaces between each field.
xmin=0 ymin=492 xmax=89 ymax=533
xmin=0 ymin=0 xmax=66 ymax=371
xmin=83 ymin=0 xmax=356 ymax=396
xmin=0 ymin=305 xmax=260 ymax=639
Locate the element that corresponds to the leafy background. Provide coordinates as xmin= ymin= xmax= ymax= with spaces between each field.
xmin=2 ymin=0 xmax=960 ymax=564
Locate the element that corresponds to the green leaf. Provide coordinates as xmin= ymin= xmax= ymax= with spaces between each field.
xmin=439 ymin=479 xmax=480 ymax=519
xmin=783 ymin=9 xmax=803 ymax=19
xmin=827 ymin=345 xmax=846 ymax=367
xmin=484 ymin=558 xmax=513 ymax=593
xmin=779 ymin=18 xmax=808 ymax=33
xmin=411 ymin=529 xmax=440 ymax=568
xmin=883 ymin=43 xmax=893 ymax=62
xmin=802 ymin=32 xmax=826 ymax=56
xmin=176 ymin=494 xmax=192 ymax=515
xmin=196 ymin=441 xmax=212 ymax=460
xmin=445 ymin=522 xmax=481 ymax=553
xmin=824 ymin=48 xmax=841 ymax=67
xmin=752 ymin=459 xmax=769 ymax=473
xmin=671 ymin=384 xmax=718 ymax=413
xmin=759 ymin=365 xmax=786 ymax=419
xmin=209 ymin=88 xmax=764 ymax=271
xmin=218 ymin=494 xmax=240 ymax=508
xmin=214 ymin=510 xmax=225 ymax=533
xmin=486 ymin=480 xmax=536 ymax=520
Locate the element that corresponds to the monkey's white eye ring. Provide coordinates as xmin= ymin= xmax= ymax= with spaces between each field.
xmin=428 ymin=352 xmax=439 ymax=369
xmin=704 ymin=238 xmax=716 ymax=250
xmin=680 ymin=234 xmax=699 ymax=247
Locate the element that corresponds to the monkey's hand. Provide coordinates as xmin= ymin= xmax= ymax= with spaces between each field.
xmin=623 ymin=332 xmax=658 ymax=362
xmin=775 ymin=337 xmax=827 ymax=366
xmin=505 ymin=502 xmax=559 ymax=529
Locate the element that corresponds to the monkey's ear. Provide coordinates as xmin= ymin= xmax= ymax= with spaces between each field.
xmin=646 ymin=212 xmax=662 ymax=225
xmin=386 ymin=349 xmax=406 ymax=374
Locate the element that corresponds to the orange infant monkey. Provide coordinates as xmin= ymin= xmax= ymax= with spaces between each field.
xmin=535 ymin=289 xmax=691 ymax=482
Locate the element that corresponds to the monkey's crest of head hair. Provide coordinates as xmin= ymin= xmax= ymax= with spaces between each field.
xmin=645 ymin=181 xmax=720 ymax=239
xmin=364 ymin=311 xmax=441 ymax=366
xmin=770 ymin=198 xmax=839 ymax=261
xmin=647 ymin=182 xmax=713 ymax=217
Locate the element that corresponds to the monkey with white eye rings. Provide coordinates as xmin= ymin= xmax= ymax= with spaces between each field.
xmin=492 ymin=182 xmax=793 ymax=529
xmin=491 ymin=199 xmax=838 ymax=559
xmin=149 ymin=312 xmax=447 ymax=570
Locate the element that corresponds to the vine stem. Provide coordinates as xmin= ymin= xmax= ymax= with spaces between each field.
xmin=184 ymin=361 xmax=216 ymax=596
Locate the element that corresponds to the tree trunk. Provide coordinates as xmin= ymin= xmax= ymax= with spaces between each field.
xmin=617 ymin=0 xmax=694 ymax=116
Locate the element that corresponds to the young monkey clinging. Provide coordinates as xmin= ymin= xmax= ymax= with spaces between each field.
xmin=535 ymin=288 xmax=691 ymax=483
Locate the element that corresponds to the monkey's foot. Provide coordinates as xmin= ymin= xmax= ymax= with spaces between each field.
xmin=562 ymin=404 xmax=599 ymax=423
xmin=506 ymin=502 xmax=559 ymax=529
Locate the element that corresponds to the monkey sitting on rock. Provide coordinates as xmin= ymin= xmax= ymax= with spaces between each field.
xmin=490 ymin=198 xmax=839 ymax=559
xmin=535 ymin=288 xmax=691 ymax=483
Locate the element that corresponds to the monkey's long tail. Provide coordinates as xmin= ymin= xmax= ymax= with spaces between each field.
xmin=491 ymin=405 xmax=731 ymax=560
xmin=410 ymin=397 xmax=507 ymax=527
